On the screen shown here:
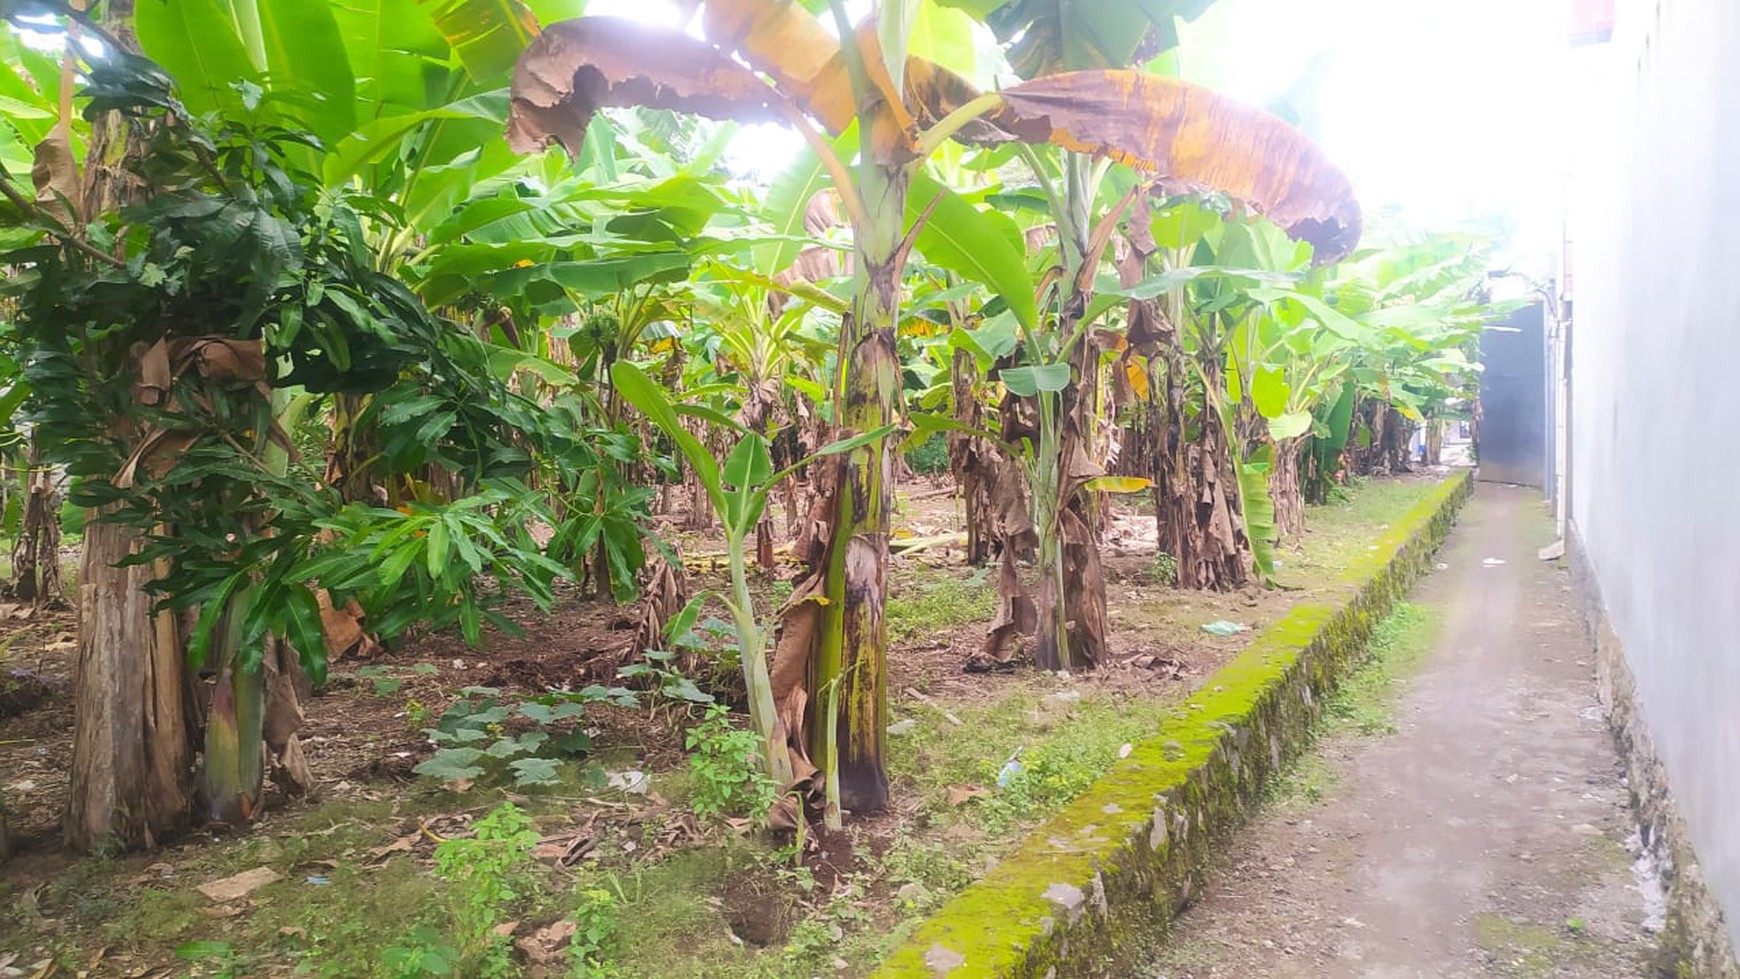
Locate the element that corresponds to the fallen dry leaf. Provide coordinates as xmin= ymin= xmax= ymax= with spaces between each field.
xmin=366 ymin=833 xmax=418 ymax=863
xmin=196 ymin=866 xmax=282 ymax=903
xmin=946 ymin=785 xmax=990 ymax=807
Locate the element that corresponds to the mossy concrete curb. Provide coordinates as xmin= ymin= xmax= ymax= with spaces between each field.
xmin=872 ymin=472 xmax=1474 ymax=979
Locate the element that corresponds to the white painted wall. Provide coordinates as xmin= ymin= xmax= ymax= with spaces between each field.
xmin=1568 ymin=0 xmax=1740 ymax=950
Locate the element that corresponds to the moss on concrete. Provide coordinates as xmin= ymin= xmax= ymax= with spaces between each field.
xmin=870 ymin=473 xmax=1473 ymax=979
xmin=1473 ymin=913 xmax=1582 ymax=978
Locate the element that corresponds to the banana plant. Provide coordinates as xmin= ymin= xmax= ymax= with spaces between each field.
xmin=610 ymin=360 xmax=891 ymax=829
xmin=0 ymin=24 xmax=71 ymax=180
xmin=951 ymin=0 xmax=1349 ymax=604
xmin=688 ymin=265 xmax=830 ymax=560
xmin=1316 ymin=233 xmax=1499 ymax=482
xmin=949 ymin=0 xmax=1218 ymax=79
xmin=1116 ymin=199 xmax=1293 ymax=589
xmin=914 ymin=166 xmax=1350 ymax=652
xmin=1124 ymin=215 xmax=1501 ymax=569
xmin=1133 ymin=212 xmax=1355 ymax=578
xmin=1238 ymin=277 xmax=1379 ymax=541
xmin=1199 ymin=217 xmax=1358 ymax=548
xmin=902 ymin=0 xmax=1360 ymax=664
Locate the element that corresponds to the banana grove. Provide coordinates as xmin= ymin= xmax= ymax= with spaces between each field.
xmin=0 ymin=0 xmax=1499 ymax=854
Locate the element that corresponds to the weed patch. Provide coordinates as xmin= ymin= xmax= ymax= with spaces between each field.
xmin=886 ymin=568 xmax=995 ymax=644
xmin=1264 ymin=601 xmax=1441 ymax=812
xmin=887 ymin=685 xmax=1175 ymax=834
xmin=1324 ymin=601 xmax=1440 ymax=736
xmin=685 ymin=705 xmax=779 ymax=822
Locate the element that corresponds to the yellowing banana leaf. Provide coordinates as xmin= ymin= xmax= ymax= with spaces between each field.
xmin=1077 ymin=475 xmax=1152 ymax=494
xmin=702 ymin=0 xmax=917 ymax=157
xmin=702 ymin=0 xmax=853 ymax=130
xmin=1124 ymin=358 xmax=1151 ymax=401
xmin=1251 ymin=363 xmax=1289 ymax=417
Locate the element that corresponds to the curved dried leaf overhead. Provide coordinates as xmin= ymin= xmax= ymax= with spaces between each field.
xmin=508 ymin=17 xmax=784 ymax=156
xmin=701 ymin=0 xmax=861 ymax=135
xmin=508 ymin=19 xmax=1359 ymax=260
xmin=512 ymin=6 xmax=943 ymax=163
xmin=697 ymin=1 xmax=993 ymax=159
xmin=988 ymin=70 xmax=1362 ymax=262
xmin=702 ymin=0 xmax=927 ymax=160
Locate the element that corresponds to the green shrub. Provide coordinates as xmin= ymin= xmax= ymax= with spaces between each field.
xmin=59 ymin=493 xmax=82 ymax=537
xmin=904 ymin=435 xmax=950 ymax=476
xmin=385 ymin=803 xmax=540 ymax=978
xmin=684 ymin=705 xmax=779 ymax=822
xmin=568 ymin=887 xmax=622 ymax=978
xmin=1150 ymin=551 xmax=1178 ymax=587
xmin=887 ymin=570 xmax=994 ymax=643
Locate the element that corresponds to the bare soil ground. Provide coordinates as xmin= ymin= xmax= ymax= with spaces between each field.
xmin=0 ymin=474 xmax=1449 ymax=978
xmin=1144 ymin=484 xmax=1662 ymax=979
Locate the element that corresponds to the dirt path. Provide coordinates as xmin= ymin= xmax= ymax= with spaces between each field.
xmin=1146 ymin=484 xmax=1661 ymax=978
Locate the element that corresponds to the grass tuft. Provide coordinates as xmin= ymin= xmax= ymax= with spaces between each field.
xmin=1264 ymin=600 xmax=1441 ymax=810
xmin=886 ymin=568 xmax=995 ymax=644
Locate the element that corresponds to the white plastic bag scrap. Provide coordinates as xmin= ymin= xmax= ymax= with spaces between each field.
xmin=1201 ymin=620 xmax=1250 ymax=636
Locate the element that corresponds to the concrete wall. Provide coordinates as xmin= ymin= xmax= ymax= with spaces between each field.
xmin=1568 ymin=0 xmax=1740 ymax=954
